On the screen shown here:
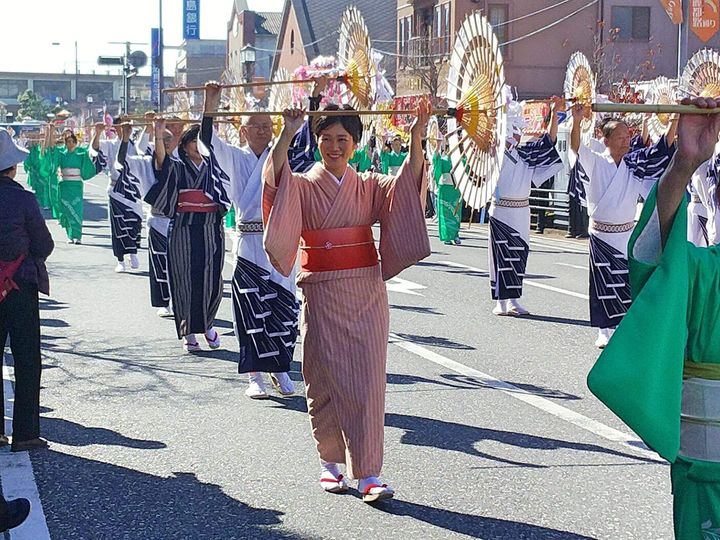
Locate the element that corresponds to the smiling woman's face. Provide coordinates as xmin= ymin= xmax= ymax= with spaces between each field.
xmin=318 ymin=123 xmax=356 ymax=169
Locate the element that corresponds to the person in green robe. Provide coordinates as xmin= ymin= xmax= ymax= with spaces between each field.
xmin=45 ymin=129 xmax=102 ymax=243
xmin=380 ymin=136 xmax=408 ymax=175
xmin=24 ymin=143 xmax=48 ymax=209
xmin=432 ymin=149 xmax=462 ymax=245
xmin=588 ymin=96 xmax=720 ymax=540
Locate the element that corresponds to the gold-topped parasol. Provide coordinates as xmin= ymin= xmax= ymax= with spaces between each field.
xmin=564 ymin=52 xmax=596 ymax=140
xmin=445 ymin=12 xmax=506 ymax=211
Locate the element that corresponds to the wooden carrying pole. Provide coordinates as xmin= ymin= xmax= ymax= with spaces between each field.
xmin=206 ymin=108 xmax=458 ymax=118
xmin=162 ymin=77 xmax=331 ymax=94
xmin=592 ymin=103 xmax=720 ymax=114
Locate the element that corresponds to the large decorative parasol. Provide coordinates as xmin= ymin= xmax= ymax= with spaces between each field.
xmin=445 ymin=12 xmax=506 ymax=211
xmin=564 ymin=52 xmax=596 ymax=140
xmin=646 ymin=76 xmax=678 ymax=142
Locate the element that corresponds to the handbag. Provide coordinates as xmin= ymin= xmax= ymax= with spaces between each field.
xmin=0 ymin=255 xmax=26 ymax=303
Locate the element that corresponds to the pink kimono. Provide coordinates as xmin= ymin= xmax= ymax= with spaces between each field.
xmin=262 ymin=158 xmax=430 ymax=479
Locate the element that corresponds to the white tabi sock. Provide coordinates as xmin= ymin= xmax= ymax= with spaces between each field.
xmin=320 ymin=460 xmax=342 ymax=479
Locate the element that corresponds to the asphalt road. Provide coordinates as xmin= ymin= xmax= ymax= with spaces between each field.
xmin=1 ymin=169 xmax=672 ymax=539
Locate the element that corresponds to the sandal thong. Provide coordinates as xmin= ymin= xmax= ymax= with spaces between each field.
xmin=320 ymin=473 xmax=348 ymax=494
xmin=362 ymin=483 xmax=394 ymax=503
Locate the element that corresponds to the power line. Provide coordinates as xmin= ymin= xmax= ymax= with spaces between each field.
xmin=500 ymin=0 xmax=598 ymax=46
xmin=496 ymin=0 xmax=586 ymax=27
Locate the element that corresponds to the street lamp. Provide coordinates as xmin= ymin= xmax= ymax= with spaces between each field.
xmin=52 ymin=41 xmax=79 ymax=102
xmin=239 ymin=45 xmax=256 ymax=84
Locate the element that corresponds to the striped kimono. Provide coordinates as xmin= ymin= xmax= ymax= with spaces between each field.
xmin=571 ymin=136 xmax=675 ymax=329
xmin=145 ymin=120 xmax=231 ymax=338
xmin=210 ymin=132 xmax=299 ymax=374
xmin=96 ymin=136 xmax=148 ymax=261
xmin=262 ymin=159 xmax=430 ymax=479
xmin=125 ymin=145 xmax=172 ymax=309
xmin=488 ymin=134 xmax=563 ymax=300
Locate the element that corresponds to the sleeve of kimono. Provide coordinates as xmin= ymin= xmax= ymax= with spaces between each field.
xmin=79 ymin=148 xmax=101 ymax=180
xmin=516 ymin=134 xmax=564 ymax=187
xmin=286 ymin=96 xmax=321 ymax=173
xmin=375 ymin=161 xmax=431 ymax=280
xmin=144 ymin=155 xmax=181 ymax=218
xmin=208 ymin=125 xmax=237 ymax=177
xmin=629 ymin=134 xmax=647 ymax=153
xmin=126 ymin=154 xmax=156 ymax=197
xmin=587 ymin=183 xmax=690 ymax=462
xmin=261 ymin=158 xmax=303 ymax=277
xmin=624 ymin=135 xmax=676 ymax=193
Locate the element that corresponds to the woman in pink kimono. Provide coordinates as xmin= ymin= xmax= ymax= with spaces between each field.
xmin=262 ymin=102 xmax=431 ymax=503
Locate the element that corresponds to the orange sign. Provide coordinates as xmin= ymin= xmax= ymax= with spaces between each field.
xmin=690 ymin=0 xmax=720 ymax=42
xmin=660 ymin=0 xmax=684 ymax=24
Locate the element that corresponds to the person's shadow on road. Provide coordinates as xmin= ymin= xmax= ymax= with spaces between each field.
xmin=37 ymin=451 xmax=303 ymax=539
xmin=40 ymin=413 xmax=166 ymax=450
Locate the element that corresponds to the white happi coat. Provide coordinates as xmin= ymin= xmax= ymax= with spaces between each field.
xmin=688 ymin=142 xmax=720 ymax=246
xmin=97 ymin=134 xmax=148 ymax=220
xmin=489 ymin=136 xmax=563 ymax=243
xmin=570 ymin=138 xmax=672 ymax=256
xmin=210 ymin=131 xmax=296 ymax=293
xmin=126 ymin=146 xmax=171 ymax=237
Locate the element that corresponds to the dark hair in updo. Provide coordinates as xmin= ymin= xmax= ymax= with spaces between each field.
xmin=180 ymin=125 xmax=200 ymax=148
xmin=313 ymin=104 xmax=363 ymax=143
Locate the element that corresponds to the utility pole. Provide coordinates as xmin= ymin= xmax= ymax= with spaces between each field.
xmin=159 ymin=0 xmax=164 ymax=110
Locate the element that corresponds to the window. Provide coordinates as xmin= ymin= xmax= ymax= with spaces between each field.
xmin=488 ymin=4 xmax=509 ymax=45
xmin=611 ymin=6 xmax=651 ymax=41
xmin=76 ymin=81 xmax=114 ymax=103
xmin=290 ymin=30 xmax=295 ymax=55
xmin=444 ymin=3 xmax=451 ymax=53
xmin=0 ymin=79 xmax=28 ymax=100
xmin=33 ymin=80 xmax=71 ymax=103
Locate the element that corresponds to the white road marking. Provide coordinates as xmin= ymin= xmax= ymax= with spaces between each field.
xmin=556 ymin=262 xmax=589 ymax=271
xmin=437 ymin=260 xmax=590 ymax=300
xmin=386 ymin=277 xmax=426 ymax=297
xmin=428 ymin=224 xmax=589 ymax=254
xmin=388 ymin=334 xmax=660 ymax=461
xmin=0 ymin=366 xmax=51 ymax=540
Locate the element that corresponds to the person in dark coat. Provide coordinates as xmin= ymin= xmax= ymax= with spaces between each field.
xmin=0 ymin=129 xmax=54 ymax=452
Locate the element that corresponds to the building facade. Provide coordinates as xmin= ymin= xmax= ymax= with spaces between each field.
xmin=271 ymin=0 xmax=397 ymax=86
xmin=174 ymin=39 xmax=227 ymax=88
xmin=0 ymin=71 xmax=173 ymax=117
xmin=227 ymin=0 xmax=281 ymax=84
xmin=395 ymin=0 xmax=720 ymax=100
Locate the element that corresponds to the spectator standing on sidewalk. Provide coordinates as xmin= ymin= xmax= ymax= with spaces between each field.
xmin=0 ymin=129 xmax=54 ymax=452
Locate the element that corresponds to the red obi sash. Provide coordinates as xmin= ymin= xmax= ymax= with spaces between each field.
xmin=300 ymin=226 xmax=378 ymax=272
xmin=177 ymin=190 xmax=219 ymax=213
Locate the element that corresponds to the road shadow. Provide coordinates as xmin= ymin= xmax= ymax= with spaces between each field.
xmin=374 ymin=500 xmax=595 ymax=539
xmin=33 ymin=451 xmax=307 ymax=539
xmin=40 ymin=416 xmax=167 ymax=449
xmin=386 ymin=373 xmax=581 ymax=401
xmin=390 ymin=305 xmax=443 ymax=316
xmin=392 ymin=333 xmax=475 ymax=351
xmin=40 ymin=318 xmax=69 ymax=328
xmin=266 ymin=395 xmax=308 ymax=413
xmin=83 ymin=199 xmax=108 ymax=222
xmin=522 ymin=314 xmax=590 ymax=328
xmin=385 ymin=413 xmax=660 ymax=468
xmin=38 ymin=299 xmax=68 ymax=312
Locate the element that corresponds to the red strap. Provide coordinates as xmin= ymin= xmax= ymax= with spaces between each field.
xmin=362 ymin=483 xmax=387 ymax=495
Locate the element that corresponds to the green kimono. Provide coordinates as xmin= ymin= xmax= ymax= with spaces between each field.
xmin=380 ymin=150 xmax=407 ymax=175
xmin=24 ymin=144 xmax=48 ymax=209
xmin=50 ymin=146 xmax=99 ymax=241
xmin=39 ymin=145 xmax=62 ymax=219
xmin=349 ymin=147 xmax=372 ymax=172
xmin=225 ymin=205 xmax=236 ymax=229
xmin=588 ymin=185 xmax=720 ymax=539
xmin=433 ymin=153 xmax=461 ymax=242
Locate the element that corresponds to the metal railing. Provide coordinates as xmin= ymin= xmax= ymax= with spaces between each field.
xmin=529 ymin=188 xmax=570 ymax=228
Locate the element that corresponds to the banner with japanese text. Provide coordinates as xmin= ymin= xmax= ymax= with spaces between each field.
xmin=690 ymin=0 xmax=719 ymax=42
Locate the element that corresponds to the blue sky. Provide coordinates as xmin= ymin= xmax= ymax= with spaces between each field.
xmin=1 ymin=0 xmax=285 ymax=76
